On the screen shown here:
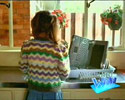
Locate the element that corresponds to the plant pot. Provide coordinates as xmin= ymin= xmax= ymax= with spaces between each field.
xmin=108 ymin=18 xmax=122 ymax=30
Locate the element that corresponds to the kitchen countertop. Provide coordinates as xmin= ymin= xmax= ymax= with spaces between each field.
xmin=0 ymin=68 xmax=125 ymax=89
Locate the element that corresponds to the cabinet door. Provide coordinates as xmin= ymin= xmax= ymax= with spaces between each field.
xmin=14 ymin=90 xmax=28 ymax=100
xmin=0 ymin=91 xmax=12 ymax=100
xmin=63 ymin=91 xmax=71 ymax=99
xmin=70 ymin=89 xmax=125 ymax=99
xmin=100 ymin=89 xmax=125 ymax=99
xmin=71 ymin=90 xmax=99 ymax=99
xmin=14 ymin=90 xmax=71 ymax=100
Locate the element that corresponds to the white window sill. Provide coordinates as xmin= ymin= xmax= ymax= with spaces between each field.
xmin=0 ymin=47 xmax=125 ymax=53
xmin=108 ymin=50 xmax=125 ymax=53
xmin=0 ymin=50 xmax=21 ymax=52
xmin=0 ymin=47 xmax=21 ymax=52
xmin=108 ymin=46 xmax=125 ymax=53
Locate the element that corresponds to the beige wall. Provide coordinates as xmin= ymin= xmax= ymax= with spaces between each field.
xmin=0 ymin=51 xmax=20 ymax=67
xmin=107 ymin=51 xmax=125 ymax=69
xmin=0 ymin=51 xmax=125 ymax=69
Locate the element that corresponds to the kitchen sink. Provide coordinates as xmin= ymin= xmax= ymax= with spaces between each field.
xmin=0 ymin=81 xmax=92 ymax=89
xmin=0 ymin=82 xmax=28 ymax=88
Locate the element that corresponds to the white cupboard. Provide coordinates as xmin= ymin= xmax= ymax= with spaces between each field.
xmin=0 ymin=88 xmax=125 ymax=100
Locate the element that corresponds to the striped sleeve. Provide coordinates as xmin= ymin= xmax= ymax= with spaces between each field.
xmin=57 ymin=43 xmax=70 ymax=81
xmin=19 ymin=42 xmax=29 ymax=74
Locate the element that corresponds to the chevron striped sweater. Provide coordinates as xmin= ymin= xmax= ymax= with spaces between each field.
xmin=19 ymin=39 xmax=70 ymax=92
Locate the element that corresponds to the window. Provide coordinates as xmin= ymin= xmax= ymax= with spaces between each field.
xmin=0 ymin=1 xmax=30 ymax=49
xmin=60 ymin=1 xmax=85 ymax=13
xmin=0 ymin=0 xmax=125 ymax=50
xmin=88 ymin=1 xmax=124 ymax=48
xmin=59 ymin=0 xmax=125 ymax=49
xmin=60 ymin=0 xmax=125 ymax=49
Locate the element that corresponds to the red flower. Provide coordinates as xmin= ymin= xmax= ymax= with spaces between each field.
xmin=101 ymin=18 xmax=109 ymax=25
xmin=58 ymin=16 xmax=63 ymax=22
xmin=61 ymin=13 xmax=66 ymax=18
xmin=108 ymin=18 xmax=112 ymax=23
xmin=115 ymin=20 xmax=119 ymax=25
xmin=51 ymin=10 xmax=68 ymax=28
xmin=52 ymin=11 xmax=56 ymax=15
xmin=54 ymin=10 xmax=62 ymax=13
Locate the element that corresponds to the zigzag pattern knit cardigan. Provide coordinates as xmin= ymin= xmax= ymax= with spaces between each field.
xmin=19 ymin=39 xmax=70 ymax=91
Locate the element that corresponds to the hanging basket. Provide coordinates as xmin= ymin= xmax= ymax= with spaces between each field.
xmin=108 ymin=17 xmax=122 ymax=30
xmin=100 ymin=5 xmax=123 ymax=30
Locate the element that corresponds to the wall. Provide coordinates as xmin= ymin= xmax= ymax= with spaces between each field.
xmin=0 ymin=51 xmax=125 ymax=69
xmin=107 ymin=51 xmax=125 ymax=69
xmin=0 ymin=51 xmax=20 ymax=67
xmin=0 ymin=1 xmax=30 ymax=47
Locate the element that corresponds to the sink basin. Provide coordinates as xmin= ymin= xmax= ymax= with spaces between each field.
xmin=0 ymin=82 xmax=28 ymax=88
xmin=0 ymin=82 xmax=93 ymax=89
xmin=65 ymin=77 xmax=93 ymax=83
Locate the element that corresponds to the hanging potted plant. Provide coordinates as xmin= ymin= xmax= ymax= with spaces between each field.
xmin=100 ymin=5 xmax=123 ymax=30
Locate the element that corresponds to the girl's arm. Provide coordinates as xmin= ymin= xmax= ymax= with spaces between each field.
xmin=57 ymin=43 xmax=70 ymax=80
xmin=19 ymin=42 xmax=29 ymax=74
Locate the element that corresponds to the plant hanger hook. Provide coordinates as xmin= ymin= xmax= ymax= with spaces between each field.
xmin=87 ymin=0 xmax=95 ymax=8
xmin=0 ymin=3 xmax=10 ymax=8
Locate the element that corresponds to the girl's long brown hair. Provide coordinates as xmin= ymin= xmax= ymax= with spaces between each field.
xmin=31 ymin=11 xmax=58 ymax=44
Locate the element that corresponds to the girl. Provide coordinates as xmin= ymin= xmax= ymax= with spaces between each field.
xmin=19 ymin=11 xmax=70 ymax=100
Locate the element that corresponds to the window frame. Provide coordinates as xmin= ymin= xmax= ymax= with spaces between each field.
xmin=0 ymin=1 xmax=125 ymax=51
xmin=0 ymin=1 xmax=18 ymax=51
xmin=84 ymin=0 xmax=125 ymax=50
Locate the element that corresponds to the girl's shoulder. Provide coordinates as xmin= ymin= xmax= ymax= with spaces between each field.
xmin=22 ymin=39 xmax=69 ymax=54
xmin=22 ymin=39 xmax=53 ymax=45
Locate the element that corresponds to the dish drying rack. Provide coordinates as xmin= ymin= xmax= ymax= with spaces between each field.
xmin=67 ymin=65 xmax=115 ymax=83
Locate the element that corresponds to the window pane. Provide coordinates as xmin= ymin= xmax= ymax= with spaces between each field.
xmin=60 ymin=1 xmax=85 ymax=13
xmin=88 ymin=1 xmax=123 ymax=47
